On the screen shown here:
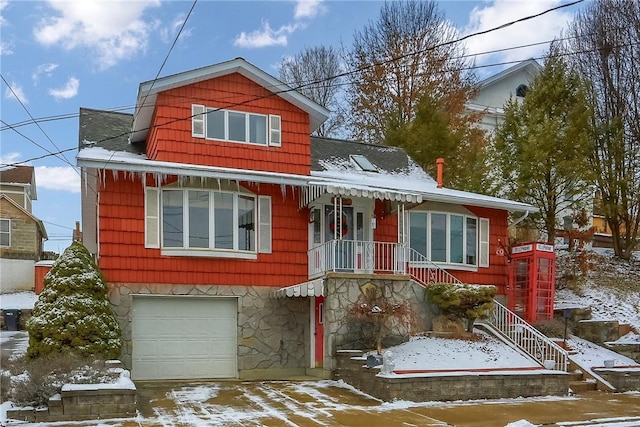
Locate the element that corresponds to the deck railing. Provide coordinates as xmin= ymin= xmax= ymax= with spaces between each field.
xmin=308 ymin=239 xmax=568 ymax=371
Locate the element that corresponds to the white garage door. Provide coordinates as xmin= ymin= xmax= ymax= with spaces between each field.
xmin=132 ymin=296 xmax=237 ymax=380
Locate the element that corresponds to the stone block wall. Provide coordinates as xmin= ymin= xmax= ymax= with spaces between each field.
xmin=334 ymin=351 xmax=569 ymax=402
xmin=576 ymin=320 xmax=620 ymax=344
xmin=6 ymin=370 xmax=136 ymax=423
xmin=109 ymin=283 xmax=309 ymax=377
xmin=324 ymin=274 xmax=436 ymax=370
xmin=604 ymin=343 xmax=640 ymax=364
xmin=594 ymin=368 xmax=640 ymax=391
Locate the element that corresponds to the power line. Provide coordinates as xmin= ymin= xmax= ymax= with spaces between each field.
xmin=0 ymin=74 xmax=78 ymax=173
xmin=2 ymin=0 xmax=588 ymax=169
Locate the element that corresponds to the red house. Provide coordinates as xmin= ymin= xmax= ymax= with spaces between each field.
xmin=77 ymin=58 xmax=536 ymax=381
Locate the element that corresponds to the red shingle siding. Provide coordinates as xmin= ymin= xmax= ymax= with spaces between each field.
xmin=373 ymin=200 xmax=398 ymax=243
xmin=146 ymin=73 xmax=311 ymax=175
xmin=453 ymin=206 xmax=510 ymax=292
xmin=97 ymin=172 xmax=308 ymax=287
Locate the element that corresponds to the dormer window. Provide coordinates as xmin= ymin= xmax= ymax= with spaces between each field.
xmin=192 ymin=104 xmax=281 ymax=147
xmin=516 ymin=84 xmax=529 ymax=98
xmin=350 ymin=155 xmax=378 ymax=172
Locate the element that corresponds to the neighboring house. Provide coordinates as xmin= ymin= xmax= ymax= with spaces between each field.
xmin=0 ymin=166 xmax=48 ymax=292
xmin=466 ymin=58 xmax=542 ymax=135
xmin=77 ymin=58 xmax=537 ymax=381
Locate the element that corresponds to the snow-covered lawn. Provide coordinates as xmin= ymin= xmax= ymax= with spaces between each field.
xmin=0 ymin=291 xmax=38 ymax=310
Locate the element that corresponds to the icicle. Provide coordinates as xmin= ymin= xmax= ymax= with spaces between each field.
xmin=83 ymin=169 xmax=88 ymax=195
xmin=280 ymin=184 xmax=287 ymax=199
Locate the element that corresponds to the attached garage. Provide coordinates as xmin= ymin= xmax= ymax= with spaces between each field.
xmin=131 ymin=296 xmax=237 ymax=380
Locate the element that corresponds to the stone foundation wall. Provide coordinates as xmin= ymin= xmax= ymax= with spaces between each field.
xmin=604 ymin=343 xmax=640 ymax=364
xmin=334 ymin=351 xmax=569 ymax=402
xmin=324 ymin=274 xmax=435 ymax=370
xmin=576 ymin=320 xmax=620 ymax=344
xmin=109 ymin=283 xmax=309 ymax=376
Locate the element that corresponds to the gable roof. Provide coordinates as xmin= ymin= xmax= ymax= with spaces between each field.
xmin=479 ymin=58 xmax=542 ymax=90
xmin=0 ymin=165 xmax=37 ymax=200
xmin=130 ymin=57 xmax=331 ymax=144
xmin=0 ymin=194 xmax=48 ymax=239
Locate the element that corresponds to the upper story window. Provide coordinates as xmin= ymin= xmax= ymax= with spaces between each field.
xmin=408 ymin=211 xmax=489 ymax=269
xmin=516 ymin=84 xmax=529 ymax=98
xmin=192 ymin=104 xmax=281 ymax=147
xmin=145 ymin=183 xmax=272 ymax=259
xmin=0 ymin=219 xmax=10 ymax=247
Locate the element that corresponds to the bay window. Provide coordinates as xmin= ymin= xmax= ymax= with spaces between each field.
xmin=145 ymin=185 xmax=270 ymax=258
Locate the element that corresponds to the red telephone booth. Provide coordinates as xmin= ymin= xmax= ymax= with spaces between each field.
xmin=508 ymin=242 xmax=556 ymax=324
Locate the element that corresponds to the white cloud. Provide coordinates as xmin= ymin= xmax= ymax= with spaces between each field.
xmin=35 ymin=166 xmax=80 ymax=193
xmin=33 ymin=0 xmax=160 ymax=70
xmin=48 ymin=77 xmax=79 ymax=99
xmin=0 ymin=0 xmax=8 ymax=26
xmin=32 ymin=63 xmax=59 ymax=84
xmin=0 ymin=152 xmax=21 ymax=168
xmin=0 ymin=41 xmax=13 ymax=55
xmin=4 ymin=81 xmax=27 ymax=104
xmin=462 ymin=0 xmax=574 ymax=67
xmin=234 ymin=21 xmax=303 ymax=48
xmin=159 ymin=14 xmax=193 ymax=44
xmin=294 ymin=0 xmax=326 ymax=20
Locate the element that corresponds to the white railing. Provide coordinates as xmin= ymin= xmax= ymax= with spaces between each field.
xmin=486 ymin=300 xmax=568 ymax=371
xmin=308 ymin=240 xmax=404 ymax=278
xmin=406 ymin=248 xmax=463 ymax=286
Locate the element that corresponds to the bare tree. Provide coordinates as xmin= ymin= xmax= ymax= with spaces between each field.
xmin=278 ymin=45 xmax=346 ymax=137
xmin=342 ymin=0 xmax=477 ymax=144
xmin=565 ymin=0 xmax=640 ymax=259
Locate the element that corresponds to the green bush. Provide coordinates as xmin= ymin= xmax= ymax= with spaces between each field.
xmin=426 ymin=283 xmax=496 ymax=333
xmin=26 ymin=241 xmax=121 ymax=360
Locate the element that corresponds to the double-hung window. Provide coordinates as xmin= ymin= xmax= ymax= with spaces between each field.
xmin=0 ymin=219 xmax=10 ymax=247
xmin=145 ymin=185 xmax=271 ymax=258
xmin=408 ymin=211 xmax=489 ymax=269
xmin=192 ymin=104 xmax=281 ymax=146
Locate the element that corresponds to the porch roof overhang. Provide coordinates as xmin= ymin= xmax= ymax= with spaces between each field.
xmin=272 ymin=278 xmax=324 ymax=298
xmin=301 ymin=181 xmax=424 ymax=207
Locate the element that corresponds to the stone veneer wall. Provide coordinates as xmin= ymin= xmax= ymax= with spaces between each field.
xmin=109 ymin=283 xmax=310 ymax=377
xmin=335 ymin=351 xmax=569 ymax=402
xmin=594 ymin=368 xmax=640 ymax=391
xmin=323 ymin=273 xmax=435 ymax=370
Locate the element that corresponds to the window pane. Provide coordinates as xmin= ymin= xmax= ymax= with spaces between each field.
xmin=0 ymin=219 xmax=9 ymax=232
xmin=430 ymin=213 xmax=446 ymax=262
xmin=450 ymin=215 xmax=463 ymax=264
xmin=237 ymin=195 xmax=255 ymax=251
xmin=228 ymin=112 xmax=246 ymax=142
xmin=249 ymin=114 xmax=267 ymax=145
xmin=162 ymin=191 xmax=183 ymax=247
xmin=214 ymin=192 xmax=234 ymax=249
xmin=206 ymin=109 xmax=224 ymax=140
xmin=189 ymin=191 xmax=209 ymax=248
xmin=466 ymin=218 xmax=477 ymax=265
xmin=409 ymin=212 xmax=427 ymax=258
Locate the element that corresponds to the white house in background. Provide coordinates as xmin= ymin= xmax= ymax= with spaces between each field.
xmin=467 ymin=58 xmax=542 ymax=134
xmin=0 ymin=166 xmax=48 ymax=292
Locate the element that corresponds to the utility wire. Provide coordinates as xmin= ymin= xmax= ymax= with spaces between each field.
xmin=2 ymin=0 xmax=587 ymax=168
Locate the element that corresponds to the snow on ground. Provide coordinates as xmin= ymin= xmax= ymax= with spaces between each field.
xmin=380 ymin=330 xmax=540 ymax=372
xmin=567 ymin=336 xmax=637 ymax=369
xmin=0 ymin=291 xmax=38 ymax=310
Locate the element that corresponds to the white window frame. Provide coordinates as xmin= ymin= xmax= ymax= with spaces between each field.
xmin=269 ymin=115 xmax=281 ymax=146
xmin=479 ymin=218 xmax=490 ymax=268
xmin=192 ymin=104 xmax=205 ymax=138
xmin=0 ymin=218 xmax=10 ymax=247
xmin=195 ymin=105 xmax=280 ymax=147
xmin=145 ymin=187 xmax=160 ymax=248
xmin=149 ymin=187 xmax=272 ymax=259
xmin=408 ymin=211 xmax=489 ymax=271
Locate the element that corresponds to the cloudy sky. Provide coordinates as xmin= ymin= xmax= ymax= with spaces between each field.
xmin=0 ymin=0 xmax=584 ymax=252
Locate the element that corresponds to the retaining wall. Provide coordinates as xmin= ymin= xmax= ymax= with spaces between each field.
xmin=334 ymin=350 xmax=569 ymax=402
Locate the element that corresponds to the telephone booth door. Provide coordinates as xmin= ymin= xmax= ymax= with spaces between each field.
xmin=508 ymin=243 xmax=556 ymax=324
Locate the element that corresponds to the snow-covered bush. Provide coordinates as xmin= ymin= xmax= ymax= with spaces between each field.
xmin=5 ymin=354 xmax=115 ymax=407
xmin=426 ymin=283 xmax=496 ymax=333
xmin=26 ymin=241 xmax=121 ymax=360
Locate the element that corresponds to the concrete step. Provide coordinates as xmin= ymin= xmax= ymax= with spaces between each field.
xmin=568 ymin=370 xmax=584 ymax=382
xmin=569 ymin=380 xmax=598 ymax=394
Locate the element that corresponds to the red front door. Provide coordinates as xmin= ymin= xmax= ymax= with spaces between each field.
xmin=314 ymin=296 xmax=324 ymax=367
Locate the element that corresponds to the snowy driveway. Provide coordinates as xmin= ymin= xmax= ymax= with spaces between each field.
xmin=120 ymin=380 xmax=640 ymax=427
